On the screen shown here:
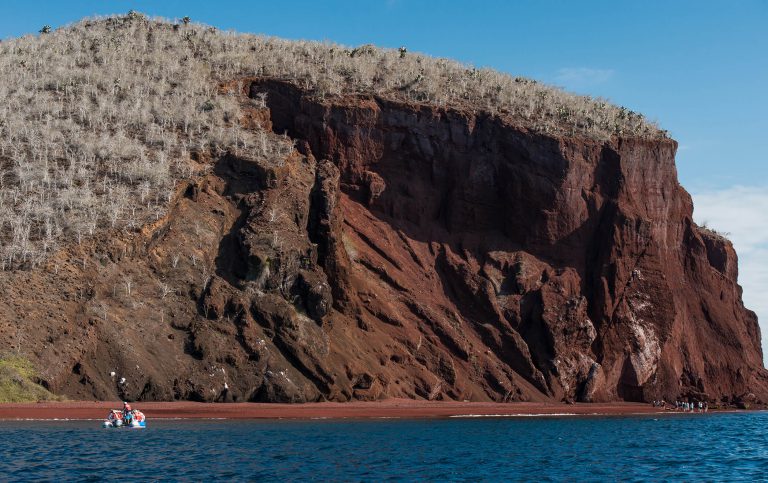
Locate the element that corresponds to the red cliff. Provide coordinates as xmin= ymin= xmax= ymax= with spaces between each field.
xmin=1 ymin=79 xmax=765 ymax=405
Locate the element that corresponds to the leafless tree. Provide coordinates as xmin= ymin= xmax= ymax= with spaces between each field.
xmin=0 ymin=13 xmax=663 ymax=270
xmin=123 ymin=276 xmax=133 ymax=297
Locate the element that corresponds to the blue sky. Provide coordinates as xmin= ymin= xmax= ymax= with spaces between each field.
xmin=2 ymin=1 xmax=767 ymax=355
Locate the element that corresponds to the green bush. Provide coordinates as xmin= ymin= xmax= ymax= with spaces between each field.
xmin=0 ymin=355 xmax=61 ymax=403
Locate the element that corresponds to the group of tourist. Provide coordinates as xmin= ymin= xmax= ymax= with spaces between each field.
xmin=673 ymin=400 xmax=708 ymax=412
xmin=651 ymin=399 xmax=708 ymax=412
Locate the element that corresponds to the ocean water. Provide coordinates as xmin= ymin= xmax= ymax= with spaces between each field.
xmin=1 ymin=412 xmax=767 ymax=481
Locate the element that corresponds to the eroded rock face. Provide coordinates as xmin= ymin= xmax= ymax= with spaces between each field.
xmin=0 ymin=79 xmax=765 ymax=404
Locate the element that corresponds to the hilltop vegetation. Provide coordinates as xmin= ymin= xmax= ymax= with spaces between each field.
xmin=0 ymin=12 xmax=662 ymax=270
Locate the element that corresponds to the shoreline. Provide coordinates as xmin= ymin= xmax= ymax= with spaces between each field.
xmin=0 ymin=400 xmax=738 ymax=421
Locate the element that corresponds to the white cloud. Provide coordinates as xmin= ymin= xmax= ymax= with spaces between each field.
xmin=693 ymin=186 xmax=768 ymax=252
xmin=692 ymin=185 xmax=768 ymax=364
xmin=739 ymin=248 xmax=768 ymax=315
xmin=554 ymin=67 xmax=614 ymax=88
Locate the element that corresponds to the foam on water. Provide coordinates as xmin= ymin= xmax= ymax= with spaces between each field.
xmin=449 ymin=413 xmax=579 ymax=418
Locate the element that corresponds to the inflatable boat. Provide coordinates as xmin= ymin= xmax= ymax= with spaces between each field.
xmin=102 ymin=409 xmax=146 ymax=428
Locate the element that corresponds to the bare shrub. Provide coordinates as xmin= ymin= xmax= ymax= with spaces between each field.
xmin=0 ymin=13 xmax=664 ymax=270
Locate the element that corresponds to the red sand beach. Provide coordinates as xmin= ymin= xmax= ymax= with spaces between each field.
xmin=0 ymin=400 xmax=684 ymax=420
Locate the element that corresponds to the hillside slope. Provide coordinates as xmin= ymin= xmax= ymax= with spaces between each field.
xmin=0 ymin=14 xmax=765 ymax=404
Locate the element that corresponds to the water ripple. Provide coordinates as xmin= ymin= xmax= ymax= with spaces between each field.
xmin=1 ymin=413 xmax=768 ymax=480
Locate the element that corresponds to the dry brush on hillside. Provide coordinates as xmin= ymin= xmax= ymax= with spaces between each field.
xmin=0 ymin=12 xmax=662 ymax=270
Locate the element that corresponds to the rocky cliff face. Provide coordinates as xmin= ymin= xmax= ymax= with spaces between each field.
xmin=1 ymin=79 xmax=765 ymax=404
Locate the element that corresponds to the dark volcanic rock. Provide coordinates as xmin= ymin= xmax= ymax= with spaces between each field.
xmin=1 ymin=79 xmax=765 ymax=404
